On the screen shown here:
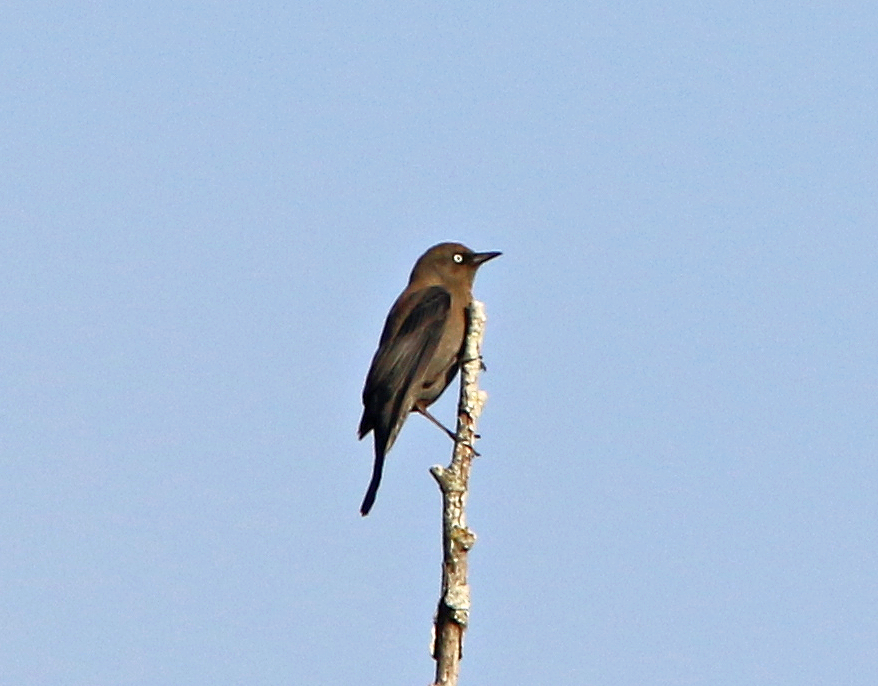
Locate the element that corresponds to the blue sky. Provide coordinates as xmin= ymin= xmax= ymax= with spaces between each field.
xmin=2 ymin=2 xmax=877 ymax=684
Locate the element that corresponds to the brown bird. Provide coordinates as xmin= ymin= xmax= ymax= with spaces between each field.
xmin=358 ymin=242 xmax=501 ymax=515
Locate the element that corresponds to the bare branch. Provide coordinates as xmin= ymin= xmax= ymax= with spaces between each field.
xmin=430 ymin=300 xmax=489 ymax=686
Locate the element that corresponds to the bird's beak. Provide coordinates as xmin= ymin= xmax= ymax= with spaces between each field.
xmin=472 ymin=251 xmax=502 ymax=266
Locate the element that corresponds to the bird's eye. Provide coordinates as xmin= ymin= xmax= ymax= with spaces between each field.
xmin=452 ymin=253 xmax=464 ymax=264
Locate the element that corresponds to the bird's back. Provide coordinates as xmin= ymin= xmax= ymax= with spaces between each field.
xmin=358 ymin=285 xmax=458 ymax=453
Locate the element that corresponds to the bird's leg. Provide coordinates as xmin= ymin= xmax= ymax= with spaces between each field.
xmin=414 ymin=402 xmax=456 ymax=439
xmin=414 ymin=402 xmax=481 ymax=456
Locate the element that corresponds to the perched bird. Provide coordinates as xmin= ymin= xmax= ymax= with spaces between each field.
xmin=358 ymin=242 xmax=501 ymax=515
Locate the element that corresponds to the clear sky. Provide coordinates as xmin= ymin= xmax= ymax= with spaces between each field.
xmin=2 ymin=2 xmax=877 ymax=684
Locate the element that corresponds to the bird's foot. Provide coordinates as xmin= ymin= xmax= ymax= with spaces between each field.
xmin=460 ymin=354 xmax=487 ymax=371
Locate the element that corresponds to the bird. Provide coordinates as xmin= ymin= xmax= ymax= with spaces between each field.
xmin=358 ymin=242 xmax=501 ymax=515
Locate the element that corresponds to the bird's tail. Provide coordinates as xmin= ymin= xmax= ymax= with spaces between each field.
xmin=360 ymin=449 xmax=385 ymax=516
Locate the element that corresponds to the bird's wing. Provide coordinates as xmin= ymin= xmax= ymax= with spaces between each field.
xmin=359 ymin=285 xmax=451 ymax=444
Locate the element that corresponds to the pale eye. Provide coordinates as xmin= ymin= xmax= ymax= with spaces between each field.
xmin=452 ymin=253 xmax=464 ymax=264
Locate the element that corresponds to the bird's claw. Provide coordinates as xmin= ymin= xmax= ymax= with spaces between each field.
xmin=460 ymin=354 xmax=487 ymax=371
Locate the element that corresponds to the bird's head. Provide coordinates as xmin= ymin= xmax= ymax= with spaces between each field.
xmin=409 ymin=242 xmax=502 ymax=287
